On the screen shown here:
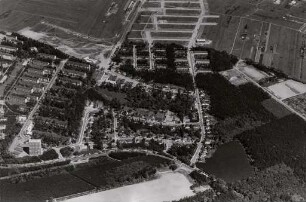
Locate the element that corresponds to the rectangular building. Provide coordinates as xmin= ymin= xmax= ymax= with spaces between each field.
xmin=28 ymin=139 xmax=42 ymax=156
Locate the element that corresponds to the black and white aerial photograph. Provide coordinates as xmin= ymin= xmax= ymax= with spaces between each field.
xmin=0 ymin=0 xmax=306 ymax=201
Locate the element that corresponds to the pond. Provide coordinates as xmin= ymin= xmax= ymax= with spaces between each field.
xmin=197 ymin=141 xmax=253 ymax=182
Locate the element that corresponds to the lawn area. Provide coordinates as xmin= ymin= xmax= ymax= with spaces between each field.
xmin=96 ymin=88 xmax=127 ymax=104
xmin=197 ymin=141 xmax=253 ymax=182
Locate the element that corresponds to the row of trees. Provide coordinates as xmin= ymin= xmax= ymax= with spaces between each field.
xmin=168 ymin=143 xmax=196 ymax=164
xmin=191 ymin=46 xmax=238 ymax=72
xmin=120 ymin=62 xmax=194 ymax=90
xmin=12 ymin=33 xmax=68 ymax=59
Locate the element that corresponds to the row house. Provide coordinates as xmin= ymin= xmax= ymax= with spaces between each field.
xmin=13 ymin=85 xmax=33 ymax=95
xmin=62 ymin=68 xmax=87 ymax=79
xmin=37 ymin=53 xmax=57 ymax=61
xmin=29 ymin=60 xmax=50 ymax=69
xmin=36 ymin=116 xmax=68 ymax=129
xmin=0 ymin=51 xmax=15 ymax=61
xmin=0 ymin=45 xmax=18 ymax=53
xmin=43 ymin=67 xmax=55 ymax=75
xmin=66 ymin=61 xmax=91 ymax=71
xmin=58 ymin=77 xmax=83 ymax=86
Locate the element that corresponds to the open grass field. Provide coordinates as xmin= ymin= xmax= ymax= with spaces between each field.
xmin=165 ymin=2 xmax=201 ymax=9
xmin=158 ymin=24 xmax=196 ymax=30
xmin=265 ymin=24 xmax=306 ymax=80
xmin=200 ymin=15 xmax=241 ymax=52
xmin=231 ymin=18 xmax=263 ymax=59
xmin=157 ymin=16 xmax=199 ymax=23
xmin=0 ymin=0 xmax=129 ymax=42
xmin=65 ymin=172 xmax=195 ymax=202
xmin=142 ymin=2 xmax=161 ymax=8
xmin=151 ymin=32 xmax=192 ymax=39
xmin=165 ymin=9 xmax=201 ymax=16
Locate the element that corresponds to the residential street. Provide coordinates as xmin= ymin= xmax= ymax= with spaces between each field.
xmin=9 ymin=59 xmax=68 ymax=154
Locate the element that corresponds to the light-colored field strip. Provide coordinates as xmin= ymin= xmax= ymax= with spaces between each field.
xmin=128 ymin=37 xmax=190 ymax=41
xmin=150 ymin=30 xmax=194 ymax=33
xmin=163 ymin=8 xmax=202 ymax=11
xmin=141 ymin=14 xmax=217 ymax=18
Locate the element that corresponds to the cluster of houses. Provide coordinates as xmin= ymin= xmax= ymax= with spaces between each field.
xmin=0 ymin=33 xmax=21 ymax=70
xmin=0 ymin=33 xmax=19 ymax=72
xmin=99 ymin=71 xmax=136 ymax=88
xmin=6 ymin=57 xmax=56 ymax=110
xmin=152 ymin=44 xmax=190 ymax=73
xmin=116 ymin=42 xmax=192 ymax=73
xmin=0 ymin=100 xmax=7 ymax=140
xmin=198 ymin=90 xmax=218 ymax=162
xmin=58 ymin=61 xmax=90 ymax=87
xmin=117 ymin=42 xmax=151 ymax=70
xmin=31 ymin=60 xmax=91 ymax=146
xmin=192 ymin=50 xmax=210 ymax=72
xmin=120 ymin=107 xmax=181 ymax=125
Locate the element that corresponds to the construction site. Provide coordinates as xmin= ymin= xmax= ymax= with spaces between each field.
xmin=127 ymin=0 xmax=219 ymax=47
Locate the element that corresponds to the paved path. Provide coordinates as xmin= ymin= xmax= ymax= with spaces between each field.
xmin=75 ymin=106 xmax=99 ymax=147
xmin=187 ymin=0 xmax=207 ymax=166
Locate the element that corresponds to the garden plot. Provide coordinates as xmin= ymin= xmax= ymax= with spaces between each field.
xmin=237 ymin=64 xmax=269 ymax=82
xmin=268 ymin=80 xmax=306 ymax=100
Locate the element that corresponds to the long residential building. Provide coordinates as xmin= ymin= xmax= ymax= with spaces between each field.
xmin=0 ymin=45 xmax=18 ymax=53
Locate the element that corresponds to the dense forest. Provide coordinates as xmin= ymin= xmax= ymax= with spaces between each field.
xmin=237 ymin=114 xmax=306 ymax=182
xmin=120 ymin=64 xmax=194 ymax=90
xmin=168 ymin=143 xmax=196 ymax=164
xmin=195 ymin=73 xmax=274 ymax=143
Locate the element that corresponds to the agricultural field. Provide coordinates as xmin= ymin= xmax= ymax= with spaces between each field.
xmin=267 ymin=79 xmax=306 ymax=100
xmin=262 ymin=98 xmax=292 ymax=119
xmin=284 ymin=93 xmax=306 ymax=118
xmin=207 ymin=0 xmax=306 ymax=29
xmin=199 ymin=15 xmax=241 ymax=52
xmin=199 ymin=0 xmax=306 ymax=82
xmin=0 ymin=0 xmax=128 ymax=40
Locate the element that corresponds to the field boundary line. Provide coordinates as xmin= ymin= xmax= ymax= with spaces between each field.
xmin=230 ymin=17 xmax=242 ymax=54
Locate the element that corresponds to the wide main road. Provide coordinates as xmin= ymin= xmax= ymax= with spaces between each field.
xmin=9 ymin=59 xmax=68 ymax=154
